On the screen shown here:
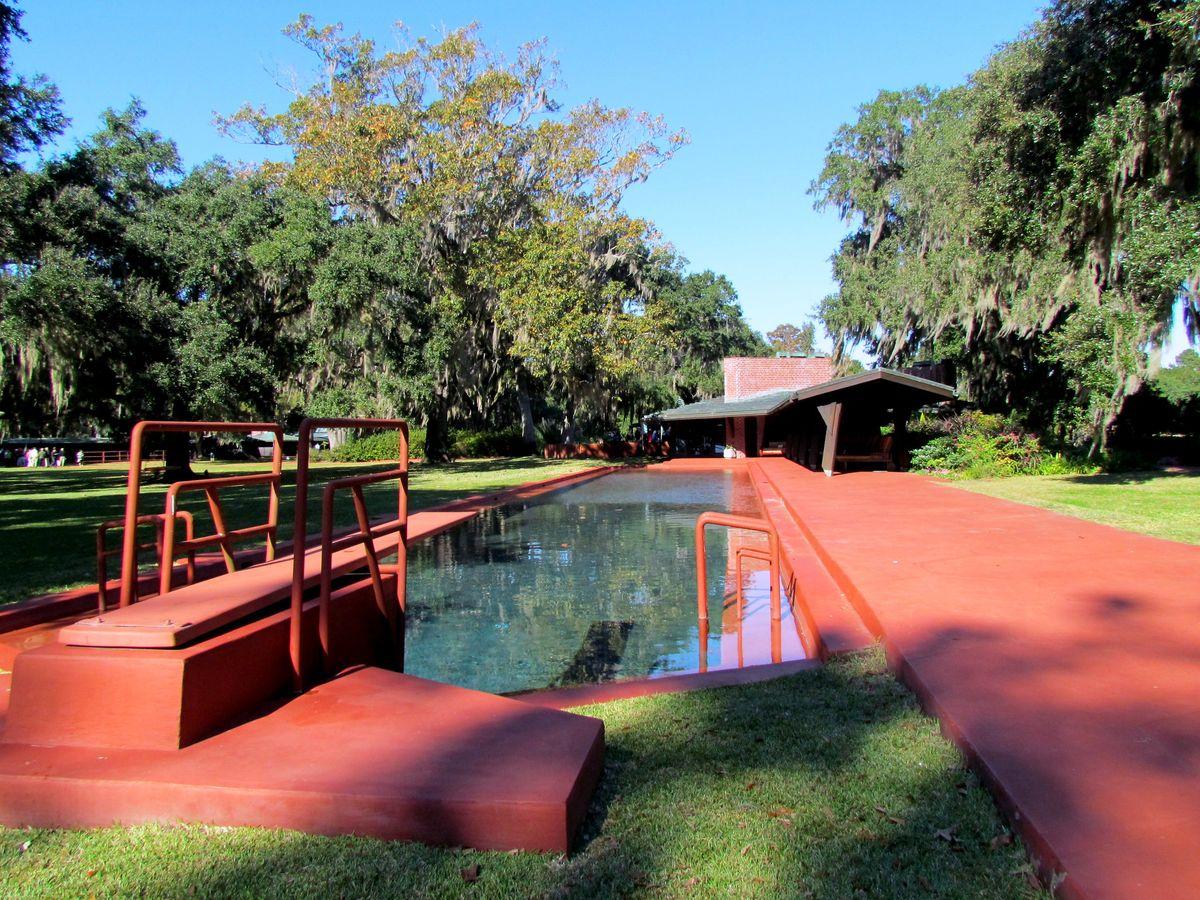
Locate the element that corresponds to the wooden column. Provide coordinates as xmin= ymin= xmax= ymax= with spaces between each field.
xmin=818 ymin=401 xmax=842 ymax=477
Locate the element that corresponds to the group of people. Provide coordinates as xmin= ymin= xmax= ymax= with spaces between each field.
xmin=2 ymin=446 xmax=84 ymax=468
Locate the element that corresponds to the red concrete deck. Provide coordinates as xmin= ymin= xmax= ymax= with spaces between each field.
xmin=752 ymin=458 xmax=1200 ymax=900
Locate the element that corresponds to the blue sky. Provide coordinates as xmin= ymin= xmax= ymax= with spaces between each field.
xmin=14 ymin=1 xmax=1190 ymax=360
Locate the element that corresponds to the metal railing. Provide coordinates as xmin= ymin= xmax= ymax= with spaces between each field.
xmin=96 ymin=512 xmax=195 ymax=612
xmin=694 ymin=512 xmax=782 ymax=671
xmin=158 ymin=469 xmax=282 ymax=596
xmin=289 ymin=418 xmax=410 ymax=691
xmin=117 ymin=421 xmax=284 ymax=608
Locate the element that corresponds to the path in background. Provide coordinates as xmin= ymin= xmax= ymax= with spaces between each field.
xmin=754 ymin=459 xmax=1200 ymax=900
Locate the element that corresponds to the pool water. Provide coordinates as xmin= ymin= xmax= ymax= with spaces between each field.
xmin=403 ymin=469 xmax=806 ymax=694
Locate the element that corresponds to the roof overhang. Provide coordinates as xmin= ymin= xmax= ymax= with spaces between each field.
xmin=648 ymin=369 xmax=954 ymax=422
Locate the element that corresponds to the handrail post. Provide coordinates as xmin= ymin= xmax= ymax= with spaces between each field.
xmin=118 ymin=422 xmax=147 ymax=607
xmin=290 ymin=418 xmax=410 ymax=693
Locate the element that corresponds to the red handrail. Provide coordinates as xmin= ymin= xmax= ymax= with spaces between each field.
xmin=96 ymin=511 xmax=195 ymax=612
xmin=695 ymin=512 xmax=782 ymax=672
xmin=695 ymin=512 xmax=780 ymax=623
xmin=289 ymin=418 xmax=410 ymax=692
xmin=118 ymin=421 xmax=284 ymax=607
xmin=735 ymin=545 xmax=782 ymax=666
xmin=159 ymin=470 xmax=282 ymax=595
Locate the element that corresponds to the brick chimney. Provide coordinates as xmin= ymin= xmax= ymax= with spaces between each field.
xmin=722 ymin=357 xmax=835 ymax=400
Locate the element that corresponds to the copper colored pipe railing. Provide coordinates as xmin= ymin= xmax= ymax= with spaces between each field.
xmin=159 ymin=470 xmax=282 ymax=596
xmin=97 ymin=511 xmax=195 ymax=612
xmin=695 ymin=512 xmax=780 ymax=623
xmin=289 ymin=418 xmax=409 ymax=692
xmin=118 ymin=421 xmax=284 ymax=607
xmin=735 ymin=545 xmax=783 ymax=665
xmin=695 ymin=512 xmax=781 ymax=672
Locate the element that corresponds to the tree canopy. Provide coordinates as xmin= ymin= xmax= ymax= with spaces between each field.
xmin=767 ymin=322 xmax=817 ymax=356
xmin=0 ymin=10 xmax=762 ymax=451
xmin=814 ymin=0 xmax=1200 ymax=452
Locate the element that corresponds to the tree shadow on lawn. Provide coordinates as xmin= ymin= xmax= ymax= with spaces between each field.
xmin=33 ymin=652 xmax=1043 ymax=899
xmin=1058 ymin=467 xmax=1200 ymax=486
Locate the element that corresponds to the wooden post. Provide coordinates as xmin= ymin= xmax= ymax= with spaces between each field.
xmin=818 ymin=401 xmax=842 ymax=477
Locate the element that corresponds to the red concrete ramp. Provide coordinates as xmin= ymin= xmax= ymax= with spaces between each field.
xmin=0 ymin=666 xmax=604 ymax=852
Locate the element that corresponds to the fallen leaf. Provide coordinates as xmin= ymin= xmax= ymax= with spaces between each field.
xmin=745 ymin=781 xmax=758 ymax=791
xmin=740 ymin=844 xmax=752 ymax=856
xmin=86 ymin=869 xmax=97 ymax=878
xmin=934 ymin=827 xmax=959 ymax=843
xmin=917 ymin=875 xmax=933 ymax=891
xmin=767 ymin=807 xmax=795 ymax=818
xmin=873 ymin=805 xmax=904 ymax=825
xmin=990 ymin=833 xmax=1014 ymax=850
xmin=460 ymin=863 xmax=480 ymax=883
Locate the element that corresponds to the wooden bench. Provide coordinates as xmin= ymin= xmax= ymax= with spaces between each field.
xmin=834 ymin=435 xmax=896 ymax=472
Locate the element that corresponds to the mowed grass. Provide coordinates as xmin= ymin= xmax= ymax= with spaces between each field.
xmin=0 ymin=650 xmax=1044 ymax=899
xmin=951 ymin=469 xmax=1200 ymax=544
xmin=0 ymin=457 xmax=604 ymax=605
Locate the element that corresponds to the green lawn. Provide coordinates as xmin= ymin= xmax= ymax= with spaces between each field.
xmin=0 ymin=650 xmax=1043 ymax=898
xmin=950 ymin=469 xmax=1200 ymax=544
xmin=0 ymin=457 xmax=603 ymax=605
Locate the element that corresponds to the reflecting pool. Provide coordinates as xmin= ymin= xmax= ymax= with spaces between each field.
xmin=403 ymin=469 xmax=806 ymax=694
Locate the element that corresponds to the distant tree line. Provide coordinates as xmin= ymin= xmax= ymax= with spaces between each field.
xmin=814 ymin=0 xmax=1200 ymax=454
xmin=0 ymin=7 xmax=767 ymax=459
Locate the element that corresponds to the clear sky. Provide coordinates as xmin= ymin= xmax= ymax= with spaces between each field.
xmin=18 ymin=1 xmax=1187 ymax=361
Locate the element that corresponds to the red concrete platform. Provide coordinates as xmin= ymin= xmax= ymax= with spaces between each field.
xmin=0 ymin=463 xmax=615 ymax=851
xmin=0 ymin=665 xmax=604 ymax=851
xmin=752 ymin=458 xmax=1200 ymax=900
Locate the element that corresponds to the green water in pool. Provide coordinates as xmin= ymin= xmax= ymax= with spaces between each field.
xmin=403 ymin=469 xmax=804 ymax=694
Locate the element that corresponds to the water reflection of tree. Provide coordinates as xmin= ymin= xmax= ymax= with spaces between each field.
xmin=403 ymin=473 xmax=767 ymax=693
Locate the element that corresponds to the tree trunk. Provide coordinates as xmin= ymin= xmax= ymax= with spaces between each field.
xmin=327 ymin=428 xmax=351 ymax=451
xmin=162 ymin=431 xmax=195 ymax=482
xmin=562 ymin=395 xmax=577 ymax=445
xmin=424 ymin=407 xmax=453 ymax=463
xmin=516 ymin=371 xmax=537 ymax=450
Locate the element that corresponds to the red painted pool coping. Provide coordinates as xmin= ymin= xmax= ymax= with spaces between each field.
xmin=745 ymin=464 xmax=874 ymax=659
xmin=751 ymin=458 xmax=1200 ymax=900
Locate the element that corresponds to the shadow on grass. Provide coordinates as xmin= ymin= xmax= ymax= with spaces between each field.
xmin=0 ymin=652 xmax=1043 ymax=899
xmin=1058 ymin=467 xmax=1200 ymax=486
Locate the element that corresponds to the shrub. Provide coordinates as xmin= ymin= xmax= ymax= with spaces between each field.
xmin=326 ymin=428 xmax=427 ymax=462
xmin=450 ymin=427 xmax=533 ymax=458
xmin=909 ymin=410 xmax=1093 ymax=478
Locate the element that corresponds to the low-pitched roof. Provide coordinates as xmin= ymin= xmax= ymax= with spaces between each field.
xmin=650 ymin=368 xmax=955 ymax=422
xmin=655 ymin=390 xmax=797 ymax=422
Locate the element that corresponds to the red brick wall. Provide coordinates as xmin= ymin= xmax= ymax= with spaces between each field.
xmin=722 ymin=357 xmax=835 ymax=399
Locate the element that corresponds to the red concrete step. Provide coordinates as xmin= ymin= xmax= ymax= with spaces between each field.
xmin=0 ymin=665 xmax=605 ymax=852
xmin=747 ymin=462 xmax=875 ymax=658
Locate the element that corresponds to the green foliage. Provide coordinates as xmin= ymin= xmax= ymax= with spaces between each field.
xmin=0 ymin=14 xmax=761 ymax=452
xmin=910 ymin=411 xmax=1092 ymax=478
xmin=767 ymin=321 xmax=817 ymax=355
xmin=0 ymin=3 xmax=65 ymax=168
xmin=326 ymin=428 xmax=427 ymax=462
xmin=1154 ymin=349 xmax=1200 ymax=406
xmin=814 ymin=0 xmax=1200 ymax=452
xmin=450 ymin=427 xmax=532 ymax=458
